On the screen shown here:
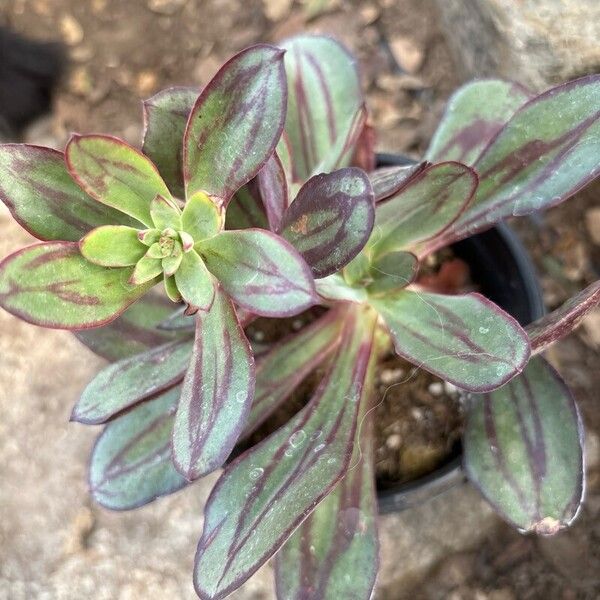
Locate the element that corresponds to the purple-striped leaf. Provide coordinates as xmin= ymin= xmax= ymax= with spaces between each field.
xmin=66 ymin=134 xmax=171 ymax=227
xmin=432 ymin=75 xmax=600 ymax=249
xmin=242 ymin=308 xmax=343 ymax=437
xmin=183 ymin=45 xmax=287 ymax=205
xmin=193 ymin=306 xmax=377 ymax=600
xmin=257 ymin=151 xmax=289 ymax=231
xmin=370 ymin=162 xmax=430 ymax=203
xmin=89 ymin=386 xmax=188 ymax=511
xmin=367 ymin=250 xmax=418 ymax=296
xmin=281 ymin=35 xmax=363 ymax=182
xmin=0 ymin=144 xmax=137 ymax=241
xmin=275 ymin=380 xmax=378 ymax=600
xmin=0 ymin=242 xmax=157 ymax=330
xmin=527 ymin=280 xmax=600 ymax=354
xmin=225 ymin=182 xmax=269 ymax=230
xmin=172 ymin=286 xmax=254 ymax=480
xmin=142 ymin=86 xmax=199 ymax=198
xmin=371 ymin=290 xmax=530 ymax=392
xmin=198 ymin=229 xmax=317 ymax=317
xmin=426 ymin=79 xmax=532 ymax=164
xmin=464 ymin=356 xmax=584 ymax=535
xmin=372 ymin=162 xmax=478 ymax=256
xmin=280 ymin=168 xmax=374 ymax=278
xmin=74 ymin=292 xmax=183 ymax=360
xmin=72 ymin=339 xmax=193 ymax=424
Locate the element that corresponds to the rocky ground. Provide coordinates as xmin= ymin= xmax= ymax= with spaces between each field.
xmin=0 ymin=1 xmax=599 ymax=599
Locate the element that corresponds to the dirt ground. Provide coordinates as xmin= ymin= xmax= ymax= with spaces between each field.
xmin=0 ymin=0 xmax=599 ymax=599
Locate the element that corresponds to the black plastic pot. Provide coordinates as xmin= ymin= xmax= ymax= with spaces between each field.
xmin=374 ymin=153 xmax=546 ymax=515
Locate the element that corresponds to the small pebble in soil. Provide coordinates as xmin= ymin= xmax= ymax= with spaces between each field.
xmin=386 ymin=434 xmax=402 ymax=449
xmin=428 ymin=382 xmax=443 ymax=396
xmin=380 ymin=367 xmax=405 ymax=384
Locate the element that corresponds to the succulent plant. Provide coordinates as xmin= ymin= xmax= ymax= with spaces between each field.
xmin=0 ymin=35 xmax=599 ymax=599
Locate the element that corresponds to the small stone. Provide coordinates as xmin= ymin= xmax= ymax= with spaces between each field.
xmin=60 ymin=14 xmax=84 ymax=46
xmin=428 ymin=382 xmax=443 ymax=396
xmin=380 ymin=367 xmax=405 ymax=384
xmin=147 ymin=0 xmax=187 ymax=15
xmin=444 ymin=382 xmax=458 ymax=395
xmin=386 ymin=433 xmax=402 ymax=449
xmin=389 ymin=36 xmax=425 ymax=74
xmin=581 ymin=310 xmax=600 ymax=349
xmin=68 ymin=67 xmax=93 ymax=97
xmin=262 ymin=0 xmax=293 ymax=21
xmin=136 ymin=70 xmax=158 ymax=96
xmin=585 ymin=207 xmax=600 ymax=245
xmin=359 ymin=4 xmax=380 ymax=25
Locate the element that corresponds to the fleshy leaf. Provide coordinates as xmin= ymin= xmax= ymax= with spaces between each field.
xmin=150 ymin=194 xmax=181 ymax=230
xmin=183 ymin=45 xmax=287 ymax=205
xmin=193 ymin=306 xmax=377 ymax=600
xmin=527 ymin=280 xmax=600 ymax=354
xmin=181 ymin=191 xmax=222 ymax=242
xmin=279 ymin=168 xmax=374 ymax=278
xmin=130 ymin=254 xmax=163 ymax=285
xmin=281 ymin=35 xmax=363 ymax=182
xmin=174 ymin=249 xmax=215 ymax=311
xmin=80 ymin=225 xmax=147 ymax=267
xmin=367 ymin=250 xmax=418 ymax=296
xmin=142 ymin=86 xmax=199 ymax=198
xmin=72 ymin=339 xmax=193 ymax=424
xmin=242 ymin=308 xmax=343 ymax=437
xmin=164 ymin=273 xmax=182 ymax=303
xmin=0 ymin=242 xmax=157 ymax=329
xmin=66 ymin=134 xmax=171 ymax=227
xmin=372 ymin=162 xmax=478 ymax=256
xmin=275 ymin=367 xmax=378 ymax=600
xmin=74 ymin=292 xmax=182 ymax=360
xmin=0 ymin=144 xmax=137 ymax=241
xmin=316 ymin=273 xmax=368 ymax=304
xmin=433 ymin=75 xmax=600 ymax=249
xmin=426 ymin=79 xmax=532 ymax=164
xmin=89 ymin=386 xmax=187 ymax=510
xmin=464 ymin=356 xmax=584 ymax=535
xmin=257 ymin=151 xmax=288 ymax=231
xmin=199 ymin=229 xmax=316 ymax=317
xmin=371 ymin=290 xmax=530 ymax=392
xmin=172 ymin=286 xmax=254 ymax=480
xmin=370 ymin=162 xmax=430 ymax=203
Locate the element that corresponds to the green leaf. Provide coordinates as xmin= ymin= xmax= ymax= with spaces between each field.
xmin=434 ymin=75 xmax=600 ymax=249
xmin=370 ymin=162 xmax=430 ymax=203
xmin=464 ymin=357 xmax=584 ymax=535
xmin=72 ymin=339 xmax=193 ymax=424
xmin=527 ymin=280 xmax=600 ymax=354
xmin=130 ymin=254 xmax=163 ymax=285
xmin=316 ymin=273 xmax=368 ymax=304
xmin=174 ymin=249 xmax=215 ymax=311
xmin=142 ymin=86 xmax=199 ymax=198
xmin=164 ymin=273 xmax=182 ymax=303
xmin=257 ymin=151 xmax=289 ymax=231
xmin=150 ymin=194 xmax=181 ymax=230
xmin=0 ymin=242 xmax=157 ymax=330
xmin=0 ymin=144 xmax=138 ymax=241
xmin=279 ymin=168 xmax=375 ymax=278
xmin=193 ymin=306 xmax=378 ymax=600
xmin=275 ymin=374 xmax=378 ymax=600
xmin=172 ymin=286 xmax=254 ymax=480
xmin=90 ymin=386 xmax=188 ymax=510
xmin=162 ymin=250 xmax=183 ymax=277
xmin=367 ymin=251 xmax=418 ymax=296
xmin=426 ymin=79 xmax=532 ymax=164
xmin=371 ymin=290 xmax=530 ymax=392
xmin=80 ymin=225 xmax=147 ymax=267
xmin=74 ymin=292 xmax=183 ymax=360
xmin=372 ymin=162 xmax=478 ymax=256
xmin=242 ymin=308 xmax=343 ymax=437
xmin=66 ymin=134 xmax=171 ymax=227
xmin=181 ymin=191 xmax=222 ymax=241
xmin=184 ymin=45 xmax=287 ymax=205
xmin=199 ymin=229 xmax=317 ymax=317
xmin=281 ymin=35 xmax=363 ymax=182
